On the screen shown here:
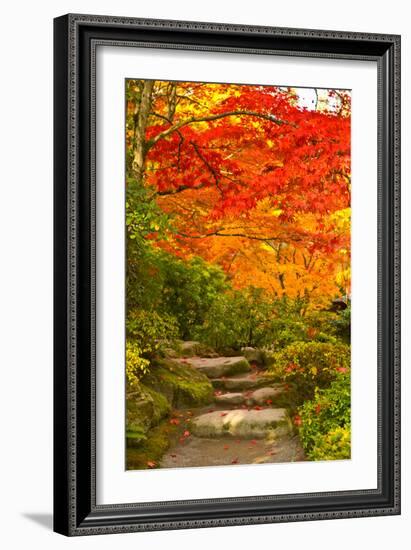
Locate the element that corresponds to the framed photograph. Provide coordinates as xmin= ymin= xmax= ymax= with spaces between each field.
xmin=53 ymin=14 xmax=401 ymax=536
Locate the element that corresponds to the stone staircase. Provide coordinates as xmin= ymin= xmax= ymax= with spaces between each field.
xmin=181 ymin=355 xmax=292 ymax=440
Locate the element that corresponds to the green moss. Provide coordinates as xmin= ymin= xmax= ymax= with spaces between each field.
xmin=126 ymin=420 xmax=180 ymax=470
xmin=143 ymin=358 xmax=213 ymax=408
xmin=225 ymin=358 xmax=250 ymax=375
xmin=126 ymin=382 xmax=171 ymax=447
xmin=145 ymin=386 xmax=171 ymax=424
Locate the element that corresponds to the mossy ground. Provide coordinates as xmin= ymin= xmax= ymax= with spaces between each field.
xmin=126 ymin=419 xmax=181 ymax=469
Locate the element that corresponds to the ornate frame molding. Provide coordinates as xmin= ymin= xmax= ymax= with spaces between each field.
xmin=54 ymin=14 xmax=400 ymax=536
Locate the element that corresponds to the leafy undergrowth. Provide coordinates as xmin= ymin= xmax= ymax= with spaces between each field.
xmin=297 ymin=373 xmax=351 ymax=460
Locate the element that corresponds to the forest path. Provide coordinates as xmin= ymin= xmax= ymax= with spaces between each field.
xmin=160 ymin=353 xmax=305 ymax=469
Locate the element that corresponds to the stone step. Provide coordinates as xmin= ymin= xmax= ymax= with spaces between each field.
xmin=214 ymin=392 xmax=245 ymax=406
xmin=214 ymin=385 xmax=286 ymax=407
xmin=191 ymin=408 xmax=292 ymax=439
xmin=211 ymin=373 xmax=271 ymax=391
xmin=180 ymin=356 xmax=250 ymax=378
xmin=245 ymin=386 xmax=286 ymax=405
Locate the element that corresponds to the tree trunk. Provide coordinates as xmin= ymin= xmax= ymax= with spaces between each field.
xmin=132 ymin=80 xmax=154 ymax=182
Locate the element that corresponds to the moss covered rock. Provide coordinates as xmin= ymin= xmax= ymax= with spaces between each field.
xmin=126 ymin=383 xmax=171 ymax=447
xmin=241 ymin=347 xmax=267 ymax=365
xmin=143 ymin=358 xmax=214 ymax=408
xmin=179 ymin=340 xmax=218 ymax=358
xmin=126 ymin=419 xmax=180 ymax=469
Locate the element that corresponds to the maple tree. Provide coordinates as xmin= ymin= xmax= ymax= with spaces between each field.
xmin=126 ymin=79 xmax=351 ymax=309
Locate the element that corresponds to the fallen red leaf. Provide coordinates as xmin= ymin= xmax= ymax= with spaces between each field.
xmin=220 ymin=412 xmax=228 ymax=417
xmin=266 ymin=399 xmax=273 ymax=405
xmin=294 ymin=415 xmax=302 ymax=426
xmin=183 ymin=430 xmax=190 ymax=437
xmin=250 ymin=440 xmax=257 ymax=445
xmin=169 ymin=418 xmax=180 ymax=425
xmin=147 ymin=461 xmax=157 ymax=468
xmin=223 ymin=445 xmax=230 ymax=450
xmin=231 ymin=458 xmax=239 ymax=464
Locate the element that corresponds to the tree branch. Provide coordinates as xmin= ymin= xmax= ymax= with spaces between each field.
xmin=176 ymin=230 xmax=303 ymax=243
xmin=190 ymin=141 xmax=223 ymax=195
xmin=146 ymin=110 xmax=290 ymax=149
xmin=157 ymin=182 xmax=208 ymax=196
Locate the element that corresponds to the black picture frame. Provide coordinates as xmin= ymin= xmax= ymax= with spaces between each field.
xmin=53 ymin=13 xmax=401 ymax=536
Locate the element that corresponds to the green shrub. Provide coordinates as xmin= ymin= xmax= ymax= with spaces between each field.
xmin=126 ymin=310 xmax=179 ymax=383
xmin=270 ymin=341 xmax=350 ymax=401
xmin=308 ymin=426 xmax=351 ymax=460
xmin=196 ymin=287 xmax=278 ymax=350
xmin=297 ymin=373 xmax=351 ymax=460
xmin=126 ymin=340 xmax=150 ymax=385
xmin=127 ymin=240 xmax=229 ymax=340
xmin=329 ymin=305 xmax=351 ymax=344
xmin=126 ymin=310 xmax=178 ymax=356
xmin=305 ymin=306 xmax=351 ymax=345
xmin=158 ymin=255 xmax=228 ymax=339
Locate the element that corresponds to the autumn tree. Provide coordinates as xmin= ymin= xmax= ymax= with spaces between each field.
xmin=126 ymin=79 xmax=351 ymax=310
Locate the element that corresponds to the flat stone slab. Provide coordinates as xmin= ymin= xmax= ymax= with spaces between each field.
xmin=214 ymin=392 xmax=245 ymax=406
xmin=181 ymin=356 xmax=250 ymax=378
xmin=191 ymin=408 xmax=291 ymax=439
xmin=245 ymin=386 xmax=285 ymax=406
xmin=211 ymin=373 xmax=270 ymax=391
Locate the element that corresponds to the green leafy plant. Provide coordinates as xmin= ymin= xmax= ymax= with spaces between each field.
xmin=126 ymin=340 xmax=150 ymax=385
xmin=158 ymin=255 xmax=228 ymax=339
xmin=195 ymin=287 xmax=278 ymax=350
xmin=270 ymin=341 xmax=350 ymax=401
xmin=297 ymin=373 xmax=351 ymax=460
xmin=126 ymin=310 xmax=179 ymax=383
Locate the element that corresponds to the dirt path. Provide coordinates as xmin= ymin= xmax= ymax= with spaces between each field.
xmin=159 ymin=354 xmax=305 ymax=469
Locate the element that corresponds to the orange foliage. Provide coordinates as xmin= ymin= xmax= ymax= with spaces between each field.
xmin=126 ymin=79 xmax=351 ymax=308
